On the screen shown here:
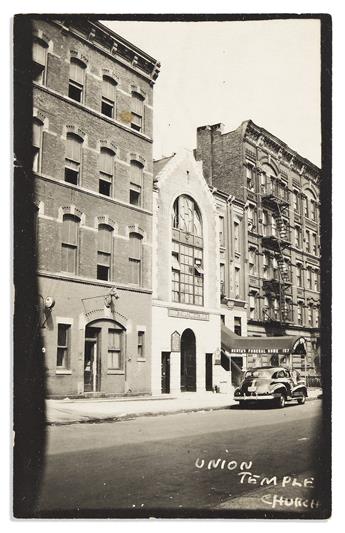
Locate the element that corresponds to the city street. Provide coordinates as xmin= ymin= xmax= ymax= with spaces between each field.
xmin=35 ymin=399 xmax=327 ymax=518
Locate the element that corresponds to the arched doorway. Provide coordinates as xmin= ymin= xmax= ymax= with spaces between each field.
xmin=181 ymin=329 xmax=196 ymax=392
xmin=83 ymin=318 xmax=126 ymax=393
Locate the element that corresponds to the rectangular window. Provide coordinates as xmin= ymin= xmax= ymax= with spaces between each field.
xmin=249 ymin=248 xmax=257 ymax=276
xmin=56 ymin=324 xmax=70 ymax=368
xmin=129 ymin=183 xmax=142 ymax=206
xmin=310 ymin=200 xmax=316 ymax=221
xmin=234 ymin=222 xmax=240 ymax=252
xmin=303 ymin=197 xmax=309 ymax=218
xmin=246 ymin=165 xmax=255 ymax=191
xmin=219 ymin=216 xmax=225 ymax=246
xmin=306 ymin=268 xmax=312 ymax=289
xmin=234 ymin=317 xmax=242 ymax=336
xmin=32 ymin=120 xmax=42 ymax=172
xmin=172 ymin=242 xmax=204 ymax=305
xmin=32 ymin=40 xmax=47 ymax=84
xmin=137 ymin=331 xmax=145 ymax=359
xmin=69 ymin=60 xmax=85 ymax=103
xmin=295 ymin=226 xmax=302 ymax=248
xmin=308 ymin=306 xmax=313 ymax=326
xmin=108 ymin=328 xmax=122 ymax=369
xmin=312 ymin=233 xmax=317 ymax=255
xmin=131 ymin=93 xmax=144 ymax=132
xmin=305 ymin=231 xmax=311 ymax=253
xmin=262 ymin=210 xmax=268 ymax=236
xmin=297 ymin=303 xmax=303 ymax=325
xmin=65 ymin=134 xmax=82 ymax=185
xmin=249 ymin=294 xmax=256 ymax=320
xmin=97 ymin=252 xmax=110 ymax=281
xmin=234 ymin=267 xmax=240 ymax=298
xmin=129 ymin=258 xmax=140 ymax=285
xmin=293 ymin=190 xmax=300 ymax=212
xmin=314 ymin=271 xmax=319 ymax=292
xmin=296 ymin=264 xmax=303 ymax=287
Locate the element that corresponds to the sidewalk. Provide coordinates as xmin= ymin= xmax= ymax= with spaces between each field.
xmin=45 ymin=388 xmax=322 ymax=426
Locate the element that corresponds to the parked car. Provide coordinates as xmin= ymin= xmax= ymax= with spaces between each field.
xmin=234 ymin=366 xmax=307 ymax=408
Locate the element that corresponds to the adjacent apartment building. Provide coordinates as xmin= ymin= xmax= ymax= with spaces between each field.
xmin=195 ymin=121 xmax=321 ymax=377
xmin=32 ymin=18 xmax=160 ymax=396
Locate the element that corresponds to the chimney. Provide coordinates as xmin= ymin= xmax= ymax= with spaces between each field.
xmin=195 ymin=123 xmax=224 ymax=185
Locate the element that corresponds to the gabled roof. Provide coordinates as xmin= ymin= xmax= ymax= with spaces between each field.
xmin=153 ymin=154 xmax=176 ymax=179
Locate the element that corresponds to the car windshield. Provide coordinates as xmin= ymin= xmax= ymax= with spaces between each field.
xmin=244 ymin=369 xmax=273 ymax=379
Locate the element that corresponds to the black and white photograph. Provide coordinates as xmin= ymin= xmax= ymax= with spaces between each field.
xmin=12 ymin=8 xmax=332 ymax=520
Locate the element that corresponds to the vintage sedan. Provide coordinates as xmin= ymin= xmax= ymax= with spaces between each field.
xmin=234 ymin=366 xmax=308 ymax=408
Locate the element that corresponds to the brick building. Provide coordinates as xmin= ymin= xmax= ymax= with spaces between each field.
xmin=196 ymin=121 xmax=320 ymax=378
xmin=32 ymin=18 xmax=160 ymax=396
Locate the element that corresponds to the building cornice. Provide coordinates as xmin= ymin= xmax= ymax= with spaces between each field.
xmin=50 ymin=18 xmax=160 ymax=85
xmin=243 ymin=120 xmax=320 ymax=184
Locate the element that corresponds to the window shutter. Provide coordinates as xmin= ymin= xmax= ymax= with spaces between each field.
xmin=62 ymin=215 xmax=78 ymax=245
xmin=66 ymin=134 xmax=81 ymax=162
xmin=102 ymin=77 xmax=116 ymax=100
xmin=132 ymin=93 xmax=144 ymax=114
xmin=100 ymin=149 xmax=114 ymax=175
xmin=98 ymin=224 xmax=112 ymax=253
xmin=130 ymin=161 xmax=143 ymax=185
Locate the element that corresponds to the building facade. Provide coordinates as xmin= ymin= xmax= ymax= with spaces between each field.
xmin=196 ymin=121 xmax=321 ymax=377
xmin=151 ymin=150 xmax=231 ymax=395
xmin=32 ymin=18 xmax=160 ymax=396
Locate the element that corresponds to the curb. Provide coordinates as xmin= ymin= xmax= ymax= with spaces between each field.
xmin=46 ymin=396 xmax=321 ymax=426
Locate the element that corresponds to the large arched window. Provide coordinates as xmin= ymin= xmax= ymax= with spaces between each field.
xmin=171 ymin=195 xmax=203 ymax=306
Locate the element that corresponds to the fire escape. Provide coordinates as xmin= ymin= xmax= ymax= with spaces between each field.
xmin=261 ymin=180 xmax=292 ymax=330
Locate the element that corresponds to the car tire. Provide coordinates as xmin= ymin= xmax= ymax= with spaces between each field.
xmin=239 ymin=400 xmax=246 ymax=409
xmin=275 ymin=393 xmax=286 ymax=408
xmin=297 ymin=393 xmax=306 ymax=405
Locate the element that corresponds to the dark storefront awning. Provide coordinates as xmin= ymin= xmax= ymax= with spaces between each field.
xmin=221 ymin=324 xmax=306 ymax=355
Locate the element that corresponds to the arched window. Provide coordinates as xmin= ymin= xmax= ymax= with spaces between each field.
xmin=69 ymin=57 xmax=86 ymax=103
xmin=102 ymin=76 xmax=117 ymax=118
xmin=65 ymin=133 xmax=83 ymax=185
xmin=171 ymin=195 xmax=203 ymax=306
xmin=32 ymin=37 xmax=48 ymax=84
xmin=99 ymin=148 xmax=115 ymax=197
xmin=97 ymin=224 xmax=113 ymax=281
xmin=131 ymin=92 xmax=145 ymax=132
xmin=129 ymin=160 xmax=143 ymax=206
xmin=61 ymin=214 xmax=80 ymax=273
xmin=32 ymin=118 xmax=43 ymax=172
xmin=129 ymin=232 xmax=143 ymax=285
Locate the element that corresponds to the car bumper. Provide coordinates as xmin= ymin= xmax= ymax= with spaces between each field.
xmin=234 ymin=394 xmax=277 ymax=401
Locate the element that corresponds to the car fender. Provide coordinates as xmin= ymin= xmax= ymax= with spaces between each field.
xmin=292 ymin=384 xmax=308 ymax=397
xmin=270 ymin=383 xmax=287 ymax=396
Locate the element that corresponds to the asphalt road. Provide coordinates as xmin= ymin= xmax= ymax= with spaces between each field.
xmin=35 ymin=400 xmax=328 ymax=518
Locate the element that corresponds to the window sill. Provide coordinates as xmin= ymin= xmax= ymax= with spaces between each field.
xmin=55 ymin=369 xmax=72 ymax=375
xmin=136 ymin=358 xmax=146 ymax=362
xmin=107 ymin=370 xmax=125 ymax=375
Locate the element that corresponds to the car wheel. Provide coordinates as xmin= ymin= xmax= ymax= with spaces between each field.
xmin=297 ymin=393 xmax=306 ymax=405
xmin=239 ymin=400 xmax=246 ymax=409
xmin=275 ymin=393 xmax=286 ymax=408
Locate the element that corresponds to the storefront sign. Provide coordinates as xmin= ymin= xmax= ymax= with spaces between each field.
xmin=168 ymin=308 xmax=209 ymax=321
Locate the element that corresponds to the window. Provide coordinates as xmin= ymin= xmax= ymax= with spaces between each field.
xmin=308 ymin=305 xmax=313 ymax=327
xmin=234 ymin=267 xmax=240 ymax=298
xmin=263 ymin=252 xmax=269 ymax=279
xmin=99 ymin=148 xmax=114 ymax=197
xmin=314 ymin=270 xmax=319 ymax=292
xmin=69 ymin=58 xmax=86 ymax=103
xmin=297 ymin=302 xmax=304 ymax=325
xmin=137 ymin=331 xmax=145 ymax=359
xmin=32 ymin=38 xmax=48 ymax=84
xmin=129 ymin=233 xmax=143 ymax=285
xmin=61 ymin=214 xmax=79 ymax=273
xmin=262 ymin=210 xmax=268 ymax=236
xmin=108 ymin=328 xmax=123 ymax=369
xmin=296 ymin=263 xmax=303 ymax=287
xmin=131 ymin=92 xmax=144 ymax=132
xmin=260 ymin=172 xmax=266 ymax=194
xmin=129 ymin=160 xmax=143 ymax=206
xmin=102 ymin=76 xmax=117 ymax=118
xmin=305 ymin=230 xmax=311 ymax=253
xmin=272 ymin=256 xmax=278 ymax=279
xmin=247 ymin=205 xmax=256 ymax=230
xmin=249 ymin=294 xmax=257 ymax=320
xmin=56 ymin=324 xmax=70 ymax=368
xmin=32 ymin=118 xmax=43 ymax=172
xmin=220 ymin=263 xmax=225 ymax=295
xmin=273 ymin=298 xmax=279 ymax=320
xmin=97 ymin=224 xmax=113 ymax=281
xmin=303 ymin=196 xmax=309 ymax=218
xmin=171 ymin=195 xmax=204 ymax=305
xmin=306 ymin=267 xmax=312 ymax=290
xmin=293 ymin=190 xmax=300 ymax=212
xmin=219 ymin=216 xmax=225 ymax=246
xmin=234 ymin=317 xmax=242 ymax=336
xmin=271 ymin=215 xmax=277 ymax=237
xmin=234 ymin=222 xmax=240 ymax=252
xmin=65 ymin=133 xmax=82 ymax=185
xmin=314 ymin=308 xmax=319 ymax=328
xmin=246 ymin=164 xmax=255 ymax=191
xmin=295 ymin=226 xmax=302 ymax=248
xmin=312 ymin=233 xmax=317 ymax=255
xmin=310 ymin=200 xmax=316 ymax=221
xmin=248 ymin=248 xmax=257 ymax=276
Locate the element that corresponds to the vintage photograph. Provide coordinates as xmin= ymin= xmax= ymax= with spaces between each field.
xmin=13 ymin=13 xmax=331 ymax=519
